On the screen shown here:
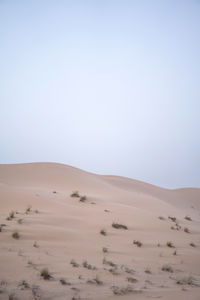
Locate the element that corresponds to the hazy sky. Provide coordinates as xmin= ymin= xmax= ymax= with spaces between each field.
xmin=0 ymin=0 xmax=200 ymax=189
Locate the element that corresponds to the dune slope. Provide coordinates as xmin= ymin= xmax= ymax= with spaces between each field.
xmin=0 ymin=163 xmax=200 ymax=300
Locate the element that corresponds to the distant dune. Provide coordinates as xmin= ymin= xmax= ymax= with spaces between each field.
xmin=0 ymin=163 xmax=200 ymax=299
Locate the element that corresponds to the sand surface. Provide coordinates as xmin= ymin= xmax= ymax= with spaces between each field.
xmin=0 ymin=163 xmax=200 ymax=300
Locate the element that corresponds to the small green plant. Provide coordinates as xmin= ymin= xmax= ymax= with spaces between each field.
xmin=60 ymin=278 xmax=71 ymax=285
xmin=133 ymin=240 xmax=142 ymax=247
xmin=162 ymin=264 xmax=173 ymax=273
xmin=103 ymin=258 xmax=117 ymax=267
xmin=79 ymin=196 xmax=87 ymax=202
xmin=176 ymin=276 xmax=196 ymax=286
xmin=184 ymin=227 xmax=190 ymax=233
xmin=17 ymin=219 xmax=23 ymax=224
xmin=145 ymin=268 xmax=151 ymax=274
xmin=70 ymin=259 xmax=79 ymax=267
xmin=190 ymin=242 xmax=196 ymax=247
xmin=100 ymin=229 xmax=107 ymax=236
xmin=112 ymin=223 xmax=128 ymax=230
xmin=7 ymin=211 xmax=15 ymax=220
xmin=26 ymin=205 xmax=32 ymax=214
xmin=166 ymin=241 xmax=175 ymax=248
xmin=127 ymin=277 xmax=137 ymax=283
xmin=12 ymin=230 xmax=20 ymax=239
xmin=40 ymin=268 xmax=52 ymax=280
xmin=82 ymin=260 xmax=96 ymax=270
xmin=111 ymin=285 xmax=134 ymax=295
xmin=102 ymin=247 xmax=108 ymax=253
xmin=33 ymin=241 xmax=39 ymax=248
xmin=184 ymin=216 xmax=192 ymax=221
xmin=70 ymin=191 xmax=80 ymax=198
xmin=168 ymin=216 xmax=176 ymax=222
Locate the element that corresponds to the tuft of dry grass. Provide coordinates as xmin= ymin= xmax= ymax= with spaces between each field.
xmin=12 ymin=230 xmax=20 ymax=239
xmin=133 ymin=240 xmax=142 ymax=247
xmin=162 ymin=264 xmax=173 ymax=273
xmin=79 ymin=196 xmax=87 ymax=202
xmin=26 ymin=205 xmax=32 ymax=214
xmin=70 ymin=259 xmax=79 ymax=268
xmin=190 ymin=242 xmax=196 ymax=247
xmin=40 ymin=268 xmax=52 ymax=280
xmin=102 ymin=247 xmax=108 ymax=253
xmin=145 ymin=268 xmax=151 ymax=274
xmin=184 ymin=216 xmax=192 ymax=221
xmin=17 ymin=219 xmax=23 ymax=224
xmin=127 ymin=277 xmax=137 ymax=283
xmin=70 ymin=191 xmax=80 ymax=198
xmin=103 ymin=258 xmax=117 ymax=267
xmin=112 ymin=222 xmax=128 ymax=230
xmin=166 ymin=241 xmax=175 ymax=248
xmin=184 ymin=227 xmax=190 ymax=233
xmin=7 ymin=211 xmax=15 ymax=221
xmin=100 ymin=229 xmax=107 ymax=236
xmin=158 ymin=216 xmax=165 ymax=220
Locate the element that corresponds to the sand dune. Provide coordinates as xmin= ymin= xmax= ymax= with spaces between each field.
xmin=0 ymin=163 xmax=200 ymax=299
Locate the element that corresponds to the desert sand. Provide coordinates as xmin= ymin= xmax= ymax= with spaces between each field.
xmin=0 ymin=162 xmax=200 ymax=300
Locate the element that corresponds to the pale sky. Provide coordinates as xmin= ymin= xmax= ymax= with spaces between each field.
xmin=0 ymin=0 xmax=200 ymax=188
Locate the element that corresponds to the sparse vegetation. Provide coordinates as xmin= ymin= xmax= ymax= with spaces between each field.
xmin=19 ymin=280 xmax=30 ymax=289
xmin=70 ymin=191 xmax=80 ymax=198
xmin=60 ymin=278 xmax=71 ymax=285
xmin=158 ymin=216 xmax=165 ymax=220
xmin=133 ymin=240 xmax=142 ymax=247
xmin=7 ymin=211 xmax=15 ymax=220
xmin=185 ymin=216 xmax=192 ymax=221
xmin=176 ymin=276 xmax=196 ymax=286
xmin=82 ymin=260 xmax=97 ymax=270
xmin=184 ymin=227 xmax=190 ymax=233
xmin=87 ymin=275 xmax=103 ymax=285
xmin=100 ymin=229 xmax=107 ymax=236
xmin=127 ymin=277 xmax=137 ymax=283
xmin=17 ymin=219 xmax=23 ymax=224
xmin=70 ymin=259 xmax=79 ymax=268
xmin=162 ymin=264 xmax=173 ymax=273
xmin=12 ymin=230 xmax=20 ymax=239
xmin=111 ymin=285 xmax=135 ymax=295
xmin=166 ymin=241 xmax=175 ymax=248
xmin=40 ymin=268 xmax=52 ymax=280
xmin=112 ymin=222 xmax=128 ymax=230
xmin=79 ymin=196 xmax=87 ymax=202
xmin=145 ymin=268 xmax=151 ymax=274
xmin=26 ymin=205 xmax=32 ymax=214
xmin=102 ymin=247 xmax=108 ymax=253
xmin=190 ymin=242 xmax=196 ymax=247
xmin=103 ymin=258 xmax=117 ymax=267
xmin=124 ymin=266 xmax=135 ymax=274
xmin=33 ymin=241 xmax=39 ymax=248
xmin=168 ymin=216 xmax=176 ymax=222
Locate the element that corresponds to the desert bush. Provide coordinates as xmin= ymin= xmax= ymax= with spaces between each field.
xmin=184 ymin=216 xmax=192 ymax=221
xmin=127 ymin=277 xmax=137 ymax=283
xmin=158 ymin=216 xmax=165 ymax=220
xmin=166 ymin=241 xmax=175 ymax=248
xmin=26 ymin=205 xmax=32 ymax=214
xmin=173 ymin=250 xmax=177 ymax=255
xmin=7 ymin=211 xmax=15 ymax=220
xmin=33 ymin=241 xmax=39 ymax=248
xmin=100 ymin=229 xmax=107 ymax=236
xmin=112 ymin=223 xmax=128 ymax=230
xmin=17 ymin=219 xmax=23 ymax=224
xmin=145 ymin=268 xmax=151 ymax=274
xmin=19 ymin=280 xmax=30 ymax=289
xmin=70 ymin=259 xmax=79 ymax=267
xmin=111 ymin=285 xmax=134 ymax=295
xmin=162 ymin=264 xmax=173 ymax=273
xmin=82 ymin=260 xmax=97 ymax=270
xmin=40 ymin=268 xmax=52 ymax=280
xmin=60 ymin=278 xmax=71 ymax=285
xmin=184 ymin=227 xmax=190 ymax=233
xmin=12 ymin=230 xmax=20 ymax=239
xmin=102 ymin=247 xmax=108 ymax=253
xmin=190 ymin=242 xmax=196 ymax=247
xmin=70 ymin=191 xmax=80 ymax=198
xmin=168 ymin=216 xmax=176 ymax=222
xmin=176 ymin=276 xmax=196 ymax=286
xmin=87 ymin=275 xmax=103 ymax=285
xmin=133 ymin=240 xmax=142 ymax=247
xmin=103 ymin=258 xmax=117 ymax=267
xmin=79 ymin=196 xmax=87 ymax=202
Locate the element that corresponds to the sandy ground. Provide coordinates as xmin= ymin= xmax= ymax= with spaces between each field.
xmin=0 ymin=162 xmax=200 ymax=300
